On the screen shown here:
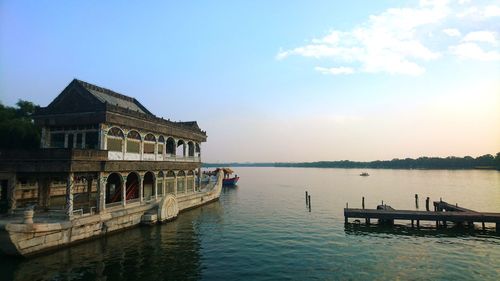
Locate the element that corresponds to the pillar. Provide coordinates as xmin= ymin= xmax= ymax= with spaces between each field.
xmin=98 ymin=125 xmax=106 ymax=150
xmin=184 ymin=173 xmax=188 ymax=193
xmin=139 ymin=174 xmax=144 ymax=203
xmin=123 ymin=135 xmax=127 ymax=160
xmin=64 ymin=133 xmax=69 ymax=148
xmin=87 ymin=177 xmax=93 ymax=210
xmin=197 ymin=167 xmax=202 ymax=191
xmin=66 ymin=173 xmax=74 ymax=219
xmin=97 ymin=173 xmax=105 ymax=213
xmin=7 ymin=174 xmax=17 ymax=214
xmin=174 ymin=175 xmax=178 ymax=195
xmin=82 ymin=132 xmax=86 ymax=149
xmin=154 ymin=175 xmax=158 ymax=199
xmin=162 ymin=172 xmax=166 ymax=195
xmin=121 ymin=175 xmax=126 ymax=207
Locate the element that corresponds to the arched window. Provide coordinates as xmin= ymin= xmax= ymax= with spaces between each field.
xmin=125 ymin=172 xmax=140 ymax=201
xmin=177 ymin=170 xmax=185 ymax=193
xmin=157 ymin=171 xmax=164 ymax=196
xmin=166 ymin=170 xmax=175 ymax=194
xmin=127 ymin=130 xmax=141 ymax=153
xmin=166 ymin=137 xmax=175 ymax=155
xmin=158 ymin=136 xmax=165 ymax=156
xmin=188 ymin=141 xmax=195 ymax=157
xmin=144 ymin=133 xmax=156 ymax=154
xmin=187 ymin=170 xmax=194 ymax=193
xmin=176 ymin=140 xmax=185 ymax=157
xmin=106 ymin=173 xmax=122 ymax=204
xmin=143 ymin=171 xmax=155 ymax=200
xmin=107 ymin=127 xmax=124 ymax=152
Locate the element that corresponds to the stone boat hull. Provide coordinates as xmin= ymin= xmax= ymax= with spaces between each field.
xmin=0 ymin=172 xmax=223 ymax=257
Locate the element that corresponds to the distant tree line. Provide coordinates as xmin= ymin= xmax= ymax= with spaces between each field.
xmin=205 ymin=153 xmax=500 ymax=170
xmin=0 ymin=100 xmax=40 ymax=149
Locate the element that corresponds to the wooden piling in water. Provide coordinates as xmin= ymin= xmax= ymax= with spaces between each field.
xmin=305 ymin=191 xmax=308 ymax=205
xmin=426 ymin=197 xmax=430 ymax=211
xmin=308 ymin=195 xmax=311 ymax=212
xmin=415 ymin=194 xmax=419 ymax=209
xmin=362 ymin=197 xmax=365 ymax=209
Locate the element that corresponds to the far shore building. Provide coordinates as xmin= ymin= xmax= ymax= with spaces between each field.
xmin=0 ymin=79 xmax=207 ymax=217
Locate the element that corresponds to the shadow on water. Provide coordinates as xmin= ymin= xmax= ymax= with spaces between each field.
xmin=0 ymin=201 xmax=224 ymax=281
xmin=344 ymin=223 xmax=500 ymax=239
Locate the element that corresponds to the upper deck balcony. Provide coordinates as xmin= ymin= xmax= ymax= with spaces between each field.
xmin=0 ymin=148 xmax=201 ymax=173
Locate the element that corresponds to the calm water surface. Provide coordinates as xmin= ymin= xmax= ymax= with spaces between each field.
xmin=2 ymin=168 xmax=500 ymax=280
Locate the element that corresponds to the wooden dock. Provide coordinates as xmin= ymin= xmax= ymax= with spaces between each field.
xmin=344 ymin=201 xmax=500 ymax=231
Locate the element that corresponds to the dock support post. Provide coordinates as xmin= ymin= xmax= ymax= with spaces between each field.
xmin=496 ymin=223 xmax=499 ymax=232
xmin=362 ymin=197 xmax=365 ymax=209
xmin=415 ymin=194 xmax=419 ymax=209
xmin=426 ymin=197 xmax=430 ymax=211
xmin=365 ymin=218 xmax=370 ymax=225
xmin=436 ymin=221 xmax=439 ymax=228
xmin=308 ymin=195 xmax=311 ymax=212
xmin=482 ymin=222 xmax=485 ymax=230
xmin=411 ymin=220 xmax=414 ymax=227
xmin=417 ymin=220 xmax=420 ymax=228
xmin=305 ymin=191 xmax=308 ymax=205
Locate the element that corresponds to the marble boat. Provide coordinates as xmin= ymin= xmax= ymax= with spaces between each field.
xmin=0 ymin=79 xmax=223 ymax=257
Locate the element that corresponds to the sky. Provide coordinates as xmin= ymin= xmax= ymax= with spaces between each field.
xmin=1 ymin=0 xmax=499 ymax=162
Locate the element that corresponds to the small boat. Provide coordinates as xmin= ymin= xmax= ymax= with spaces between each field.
xmin=223 ymin=176 xmax=239 ymax=186
xmin=214 ymin=168 xmax=239 ymax=186
xmin=360 ymin=172 xmax=369 ymax=176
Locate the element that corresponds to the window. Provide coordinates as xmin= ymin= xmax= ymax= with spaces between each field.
xmin=50 ymin=133 xmax=65 ymax=148
xmin=76 ymin=133 xmax=83 ymax=148
xmin=107 ymin=138 xmax=122 ymax=152
xmin=127 ymin=140 xmax=140 ymax=153
xmin=85 ymin=132 xmax=99 ymax=149
xmin=144 ymin=143 xmax=155 ymax=154
xmin=157 ymin=179 xmax=163 ymax=195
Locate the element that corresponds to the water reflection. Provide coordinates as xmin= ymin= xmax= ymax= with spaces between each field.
xmin=344 ymin=223 xmax=500 ymax=239
xmin=0 ymin=201 xmax=223 ymax=281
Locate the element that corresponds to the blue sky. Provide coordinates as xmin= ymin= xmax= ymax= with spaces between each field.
xmin=1 ymin=0 xmax=499 ymax=162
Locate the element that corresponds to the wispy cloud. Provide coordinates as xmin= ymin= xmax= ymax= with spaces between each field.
xmin=463 ymin=31 xmax=498 ymax=45
xmin=450 ymin=42 xmax=500 ymax=61
xmin=315 ymin=66 xmax=354 ymax=75
xmin=277 ymin=0 xmax=500 ymax=76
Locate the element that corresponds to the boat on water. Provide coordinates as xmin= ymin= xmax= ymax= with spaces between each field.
xmin=360 ymin=172 xmax=370 ymax=176
xmin=204 ymin=168 xmax=239 ymax=186
xmin=220 ymin=168 xmax=239 ymax=186
xmin=0 ymin=79 xmax=224 ymax=257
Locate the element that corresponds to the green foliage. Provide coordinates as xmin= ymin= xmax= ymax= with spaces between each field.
xmin=0 ymin=100 xmax=40 ymax=149
xmin=205 ymin=153 xmax=500 ymax=170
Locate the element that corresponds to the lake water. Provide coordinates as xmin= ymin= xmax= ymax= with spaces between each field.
xmin=2 ymin=167 xmax=500 ymax=280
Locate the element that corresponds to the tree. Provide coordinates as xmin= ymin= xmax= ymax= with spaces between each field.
xmin=0 ymin=100 xmax=41 ymax=149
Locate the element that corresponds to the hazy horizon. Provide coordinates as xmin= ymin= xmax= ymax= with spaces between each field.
xmin=1 ymin=1 xmax=499 ymax=162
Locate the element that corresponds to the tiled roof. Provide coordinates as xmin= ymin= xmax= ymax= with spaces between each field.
xmin=75 ymin=79 xmax=153 ymax=115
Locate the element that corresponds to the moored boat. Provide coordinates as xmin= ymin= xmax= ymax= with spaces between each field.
xmin=211 ymin=168 xmax=239 ymax=186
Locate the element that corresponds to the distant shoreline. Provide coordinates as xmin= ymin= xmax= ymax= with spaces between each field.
xmin=203 ymin=154 xmax=500 ymax=170
xmin=203 ymin=163 xmax=498 ymax=170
